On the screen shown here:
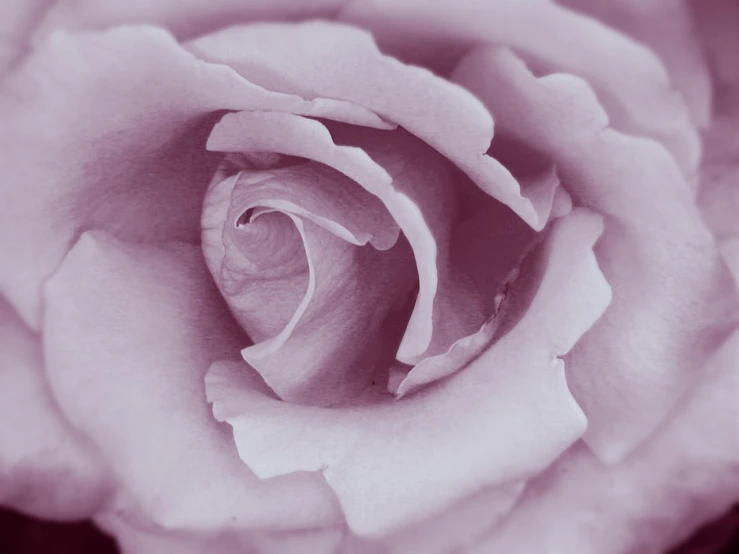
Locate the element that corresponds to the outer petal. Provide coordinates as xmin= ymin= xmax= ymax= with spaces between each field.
xmin=558 ymin=0 xmax=712 ymax=126
xmin=42 ymin=231 xmax=342 ymax=533
xmin=471 ymin=329 xmax=739 ymax=554
xmin=225 ymin=161 xmax=400 ymax=250
xmin=206 ymin=209 xmax=611 ymax=536
xmin=0 ymin=297 xmax=111 ymax=520
xmin=240 ymin=212 xmax=415 ymax=406
xmin=692 ymin=0 xmax=739 ymax=112
xmin=0 ymin=0 xmax=52 ymax=78
xmin=698 ymin=111 xmax=739 ymax=242
xmin=722 ymin=240 xmax=739 ymax=291
xmin=96 ymin=513 xmax=347 ymax=554
xmin=187 ymin=21 xmax=555 ymax=231
xmin=342 ymin=0 xmax=700 ymax=175
xmin=201 ymin=159 xmax=403 ymax=348
xmin=373 ymin=483 xmax=525 ymax=554
xmin=0 ymin=25 xmax=388 ymax=330
xmin=214 ymin=209 xmax=310 ymax=344
xmin=34 ymin=0 xmax=346 ymax=41
xmin=453 ymin=47 xmax=737 ymax=461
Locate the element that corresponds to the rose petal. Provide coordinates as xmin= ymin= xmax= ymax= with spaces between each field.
xmin=692 ymin=0 xmax=739 ymax=112
xmin=0 ymin=297 xmax=111 ymax=519
xmin=221 ymin=160 xmax=400 ymax=251
xmin=559 ymin=0 xmax=712 ymax=126
xmin=373 ymin=483 xmax=525 ymax=554
xmin=207 ymin=112 xmax=443 ymax=368
xmin=43 ymin=231 xmax=342 ymax=532
xmin=698 ymin=112 xmax=739 ymax=241
xmin=206 ymin=208 xmax=610 ymax=535
xmin=0 ymin=25 xmax=390 ymax=331
xmin=187 ymin=21 xmax=554 ymax=230
xmin=471 ymin=329 xmax=739 ymax=554
xmin=218 ymin=208 xmax=310 ymax=344
xmin=240 ymin=212 xmax=415 ymax=406
xmin=202 ymin=157 xmax=416 ymax=406
xmin=34 ymin=0 xmax=345 ymax=42
xmin=454 ymin=46 xmax=736 ymax=461
xmin=342 ymin=0 xmax=700 ymax=175
xmin=0 ymin=0 xmax=51 ymax=78
xmin=96 ymin=513 xmax=346 ymax=554
xmin=721 ymin=239 xmax=739 ymax=291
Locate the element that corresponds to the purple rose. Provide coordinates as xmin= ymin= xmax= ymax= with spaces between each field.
xmin=2 ymin=1 xmax=739 ymax=552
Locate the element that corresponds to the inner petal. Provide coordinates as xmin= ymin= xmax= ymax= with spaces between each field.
xmin=242 ymin=215 xmax=416 ymax=405
xmin=224 ymin=209 xmax=310 ymax=343
xmin=202 ymin=157 xmax=417 ymax=406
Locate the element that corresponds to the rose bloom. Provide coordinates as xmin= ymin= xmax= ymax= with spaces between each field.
xmin=2 ymin=0 xmax=739 ymax=553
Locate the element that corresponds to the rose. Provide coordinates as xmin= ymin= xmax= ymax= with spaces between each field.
xmin=2 ymin=1 xmax=739 ymax=553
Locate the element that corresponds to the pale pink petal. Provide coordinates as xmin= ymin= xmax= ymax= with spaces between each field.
xmin=376 ymin=483 xmax=525 ymax=554
xmin=207 ymin=112 xmax=440 ymax=368
xmin=188 ymin=21 xmax=554 ymax=230
xmin=206 ymin=209 xmax=610 ymax=535
xmin=471 ymin=330 xmax=739 ymax=554
xmin=202 ymin=151 xmax=415 ymax=405
xmin=202 ymin=171 xmax=309 ymax=343
xmin=392 ymin=315 xmax=501 ymax=399
xmin=245 ymin=528 xmax=348 ymax=554
xmin=96 ymin=513 xmax=346 ymax=554
xmin=239 ymin=212 xmax=415 ymax=406
xmin=0 ymin=0 xmax=52 ymax=78
xmin=698 ymin=112 xmax=739 ymax=241
xmin=342 ymin=0 xmax=700 ymax=175
xmin=218 ymin=159 xmax=400 ymax=252
xmin=34 ymin=0 xmax=345 ymax=42
xmin=454 ymin=46 xmax=736 ymax=461
xmin=722 ymin=240 xmax=739 ymax=291
xmin=209 ymin=109 xmax=553 ymax=369
xmin=42 ymin=231 xmax=342 ymax=532
xmin=0 ymin=297 xmax=111 ymax=520
xmin=559 ymin=0 xmax=712 ymax=126
xmin=692 ymin=0 xmax=739 ymax=112
xmin=0 ymin=25 xmax=387 ymax=331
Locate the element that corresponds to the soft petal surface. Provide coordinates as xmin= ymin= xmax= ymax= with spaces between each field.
xmin=34 ymin=0 xmax=345 ymax=41
xmin=698 ymin=111 xmax=739 ymax=241
xmin=472 ymin=329 xmax=739 ymax=554
xmin=0 ymin=297 xmax=111 ymax=520
xmin=341 ymin=0 xmax=700 ymax=175
xmin=206 ymin=208 xmax=610 ymax=535
xmin=237 ymin=211 xmax=415 ymax=406
xmin=692 ymin=0 xmax=739 ymax=112
xmin=224 ymin=161 xmax=400 ymax=250
xmin=0 ymin=24 xmax=388 ymax=330
xmin=454 ymin=46 xmax=736 ymax=462
xmin=207 ymin=111 xmax=483 ymax=371
xmin=42 ymin=231 xmax=342 ymax=532
xmin=394 ymin=158 xmax=553 ymax=394
xmin=373 ymin=483 xmax=525 ymax=554
xmin=202 ymin=169 xmax=309 ymax=344
xmin=96 ymin=513 xmax=347 ymax=554
xmin=559 ymin=0 xmax=712 ymax=126
xmin=187 ymin=21 xmax=554 ymax=231
xmin=0 ymin=0 xmax=52 ymax=78
xmin=722 ymin=240 xmax=739 ymax=291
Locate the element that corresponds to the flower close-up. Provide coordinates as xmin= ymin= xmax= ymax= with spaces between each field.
xmin=2 ymin=1 xmax=739 ymax=553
